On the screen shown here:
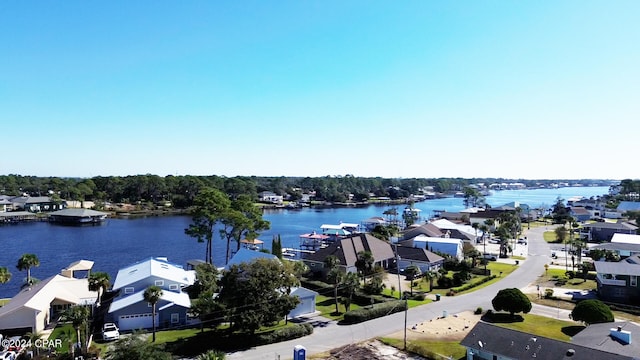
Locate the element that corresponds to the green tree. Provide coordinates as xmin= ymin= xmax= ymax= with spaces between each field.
xmin=63 ymin=305 xmax=90 ymax=355
xmin=218 ymin=258 xmax=299 ymax=334
xmin=571 ymin=299 xmax=614 ymax=325
xmin=325 ymin=257 xmax=343 ymax=315
xmin=230 ymin=195 xmax=270 ymax=253
xmin=271 ymin=234 xmax=283 ymax=259
xmin=16 ymin=253 xmax=40 ymax=286
xmin=492 ymin=288 xmax=532 ymax=317
xmin=555 ymin=226 xmax=568 ymax=243
xmin=185 ymin=188 xmax=231 ymax=264
xmin=404 ymin=264 xmax=420 ymax=296
xmin=144 ymin=285 xmax=163 ymax=342
xmin=0 ymin=266 xmax=11 ymax=284
xmin=355 ymin=251 xmax=374 ymax=284
xmin=341 ymin=272 xmax=360 ymax=312
xmin=105 ymin=331 xmax=172 ymax=360
xmin=88 ymin=271 xmax=111 ymax=307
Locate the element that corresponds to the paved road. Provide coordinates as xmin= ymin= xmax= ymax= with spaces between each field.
xmin=227 ymin=226 xmax=559 ymax=360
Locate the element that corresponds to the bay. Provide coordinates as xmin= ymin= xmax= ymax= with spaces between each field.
xmin=0 ymin=186 xmax=609 ymax=298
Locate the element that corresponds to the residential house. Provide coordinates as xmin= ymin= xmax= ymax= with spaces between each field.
xmin=362 ymin=216 xmax=387 ymax=232
xmin=398 ymin=235 xmax=464 ymax=260
xmin=259 ymin=191 xmax=283 ymax=204
xmin=10 ymin=196 xmax=67 ymax=213
xmin=0 ymin=261 xmax=97 ymax=335
xmin=461 ymin=322 xmax=632 ymax=360
xmin=107 ymin=257 xmax=196 ymax=331
xmin=594 ymin=254 xmax=640 ymax=304
xmin=429 ymin=219 xmax=477 ymax=242
xmin=402 ymin=223 xmax=444 ymax=241
xmin=570 ymin=206 xmax=592 ymax=222
xmin=303 ymin=233 xmax=395 ymax=275
xmin=617 ymin=201 xmax=640 ymax=214
xmin=223 ymin=248 xmax=279 ymax=271
xmin=571 ymin=321 xmax=640 ymax=358
xmin=579 ymin=221 xmax=638 ymax=242
xmin=593 ymin=242 xmax=640 ymax=259
xmin=395 ymin=246 xmax=444 ymax=273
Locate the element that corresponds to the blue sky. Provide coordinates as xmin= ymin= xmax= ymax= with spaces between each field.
xmin=1 ymin=1 xmax=638 ymax=179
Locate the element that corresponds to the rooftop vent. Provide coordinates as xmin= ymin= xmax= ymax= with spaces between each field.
xmin=610 ymin=326 xmax=632 ymax=344
xmin=566 ymin=349 xmax=575 ymax=357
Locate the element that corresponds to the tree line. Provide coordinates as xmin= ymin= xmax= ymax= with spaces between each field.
xmin=0 ymin=174 xmax=617 ymax=208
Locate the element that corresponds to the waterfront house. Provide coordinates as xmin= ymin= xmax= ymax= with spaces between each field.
xmin=223 ymin=248 xmax=278 ymax=271
xmin=617 ymin=201 xmax=640 ymax=214
xmin=594 ymin=255 xmax=640 ymax=304
xmin=10 ymin=196 xmax=66 ymax=213
xmin=107 ymin=257 xmax=196 ymax=331
xmin=593 ymin=242 xmax=640 ymax=259
xmin=303 ymin=233 xmax=395 ymax=275
xmin=579 ymin=221 xmax=638 ymax=242
xmin=402 ymin=223 xmax=444 ymax=240
xmin=430 ymin=218 xmax=477 ymax=242
xmin=461 ymin=322 xmax=632 ymax=360
xmin=0 ymin=261 xmax=97 ymax=335
xmin=259 ymin=191 xmax=283 ymax=204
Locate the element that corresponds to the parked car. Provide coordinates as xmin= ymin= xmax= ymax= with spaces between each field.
xmin=517 ymin=238 xmax=527 ymax=245
xmin=483 ymin=253 xmax=497 ymax=261
xmin=102 ymin=323 xmax=120 ymax=341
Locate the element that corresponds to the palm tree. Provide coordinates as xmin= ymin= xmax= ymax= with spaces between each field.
xmin=0 ymin=266 xmax=11 ymax=284
xmin=25 ymin=331 xmax=44 ymax=356
xmin=144 ymin=285 xmax=163 ymax=342
xmin=405 ymin=265 xmax=420 ymax=296
xmin=423 ymin=270 xmax=440 ymax=292
xmin=63 ymin=305 xmax=89 ymax=355
xmin=88 ymin=271 xmax=111 ymax=307
xmin=341 ymin=272 xmax=360 ymax=312
xmin=16 ymin=253 xmax=40 ymax=286
xmin=324 ymin=255 xmax=342 ymax=314
xmin=355 ymin=251 xmax=374 ymax=284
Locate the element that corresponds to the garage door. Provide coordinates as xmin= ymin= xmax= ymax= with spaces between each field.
xmin=118 ymin=313 xmax=158 ymax=331
xmin=288 ymin=296 xmax=314 ymax=318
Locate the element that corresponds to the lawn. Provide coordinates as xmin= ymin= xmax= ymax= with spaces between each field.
xmin=489 ymin=313 xmax=583 ymax=341
xmin=0 ymin=298 xmax=9 ymax=307
xmin=315 ymin=294 xmax=361 ymax=320
xmin=538 ymin=268 xmax=597 ymax=290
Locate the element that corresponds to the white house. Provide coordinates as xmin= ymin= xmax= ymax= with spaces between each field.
xmin=400 ymin=235 xmax=464 ymax=260
xmin=0 ymin=261 xmax=97 ymax=334
xmin=287 ymin=287 xmax=319 ymax=319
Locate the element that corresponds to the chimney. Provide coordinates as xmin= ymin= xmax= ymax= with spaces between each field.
xmin=610 ymin=326 xmax=632 ymax=344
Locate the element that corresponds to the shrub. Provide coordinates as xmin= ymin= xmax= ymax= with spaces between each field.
xmin=544 ymin=288 xmax=554 ymax=299
xmin=474 ymin=307 xmax=483 ymax=315
xmin=257 ymin=323 xmax=313 ymax=344
xmin=571 ymin=299 xmax=614 ymax=325
xmin=342 ymin=300 xmax=407 ymax=324
xmin=446 ymin=289 xmax=456 ymax=296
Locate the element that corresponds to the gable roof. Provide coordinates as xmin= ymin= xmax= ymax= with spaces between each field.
xmin=112 ymin=257 xmax=195 ymax=290
xmin=617 ymin=201 xmax=640 ymax=213
xmin=581 ymin=222 xmax=638 ymax=231
xmin=571 ymin=321 xmax=640 ymax=357
xmin=611 ymin=234 xmax=640 ymax=244
xmin=0 ymin=275 xmax=97 ymax=319
xmin=396 ymin=246 xmax=444 ymax=264
xmin=403 ymin=223 xmax=443 ymax=240
xmin=461 ymin=322 xmax=632 ymax=360
xmin=570 ymin=207 xmax=591 ymax=216
xmin=595 ymin=255 xmax=640 ymax=275
xmin=304 ymin=233 xmax=394 ymax=267
xmin=108 ymin=288 xmax=191 ymax=313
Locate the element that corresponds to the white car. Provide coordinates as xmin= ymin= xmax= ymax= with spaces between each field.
xmin=102 ymin=323 xmax=120 ymax=341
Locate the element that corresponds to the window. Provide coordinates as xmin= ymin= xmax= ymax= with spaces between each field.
xmin=155 ymin=280 xmax=164 ymax=286
xmin=169 ymin=284 xmax=179 ymax=291
xmin=124 ymin=287 xmax=134 ymax=294
xmin=171 ymin=313 xmax=179 ymax=324
xmin=632 ymin=276 xmax=637 ymax=287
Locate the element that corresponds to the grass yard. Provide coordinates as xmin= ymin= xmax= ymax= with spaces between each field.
xmin=489 ymin=313 xmax=583 ymax=341
xmin=380 ymin=337 xmax=466 ymax=360
xmin=315 ymin=294 xmax=362 ymax=320
xmin=0 ymin=298 xmax=10 ymax=307
xmin=538 ymin=268 xmax=597 ymax=290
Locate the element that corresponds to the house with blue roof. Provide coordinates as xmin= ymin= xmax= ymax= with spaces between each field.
xmin=107 ymin=257 xmax=196 ymax=331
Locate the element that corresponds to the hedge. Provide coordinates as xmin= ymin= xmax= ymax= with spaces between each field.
xmin=452 ymin=275 xmax=497 ymax=293
xmin=257 ymin=323 xmax=313 ymax=344
xmin=342 ymin=300 xmax=407 ymax=324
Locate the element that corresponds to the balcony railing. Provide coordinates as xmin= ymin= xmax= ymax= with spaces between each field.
xmin=598 ymin=276 xmax=627 ymax=286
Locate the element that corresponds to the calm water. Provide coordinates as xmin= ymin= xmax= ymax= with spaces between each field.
xmin=0 ymin=186 xmax=609 ymax=298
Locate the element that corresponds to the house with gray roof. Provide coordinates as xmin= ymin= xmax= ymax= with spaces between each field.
xmin=579 ymin=221 xmax=638 ymax=242
xmin=10 ymin=196 xmax=66 ymax=213
xmin=461 ymin=322 xmax=634 ymax=360
xmin=303 ymin=233 xmax=395 ymax=275
xmin=571 ymin=321 xmax=640 ymax=358
xmin=395 ymin=246 xmax=444 ymax=273
xmin=617 ymin=201 xmax=640 ymax=213
xmin=594 ymin=255 xmax=640 ymax=304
